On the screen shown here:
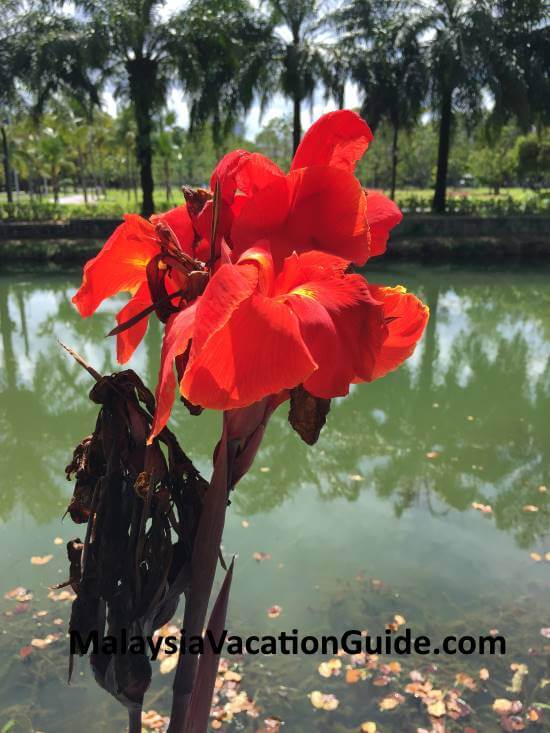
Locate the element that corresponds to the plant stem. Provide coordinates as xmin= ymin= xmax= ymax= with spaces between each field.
xmin=128 ymin=707 xmax=142 ymax=733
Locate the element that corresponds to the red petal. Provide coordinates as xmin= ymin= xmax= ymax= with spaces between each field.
xmin=182 ymin=290 xmax=317 ymax=410
xmin=277 ymin=252 xmax=382 ymax=397
xmin=153 ymin=205 xmax=196 ymax=255
xmin=115 ymin=282 xmax=152 ymax=364
xmin=148 ymin=303 xmax=197 ymax=442
xmin=232 ymin=166 xmax=369 ymax=266
xmin=211 ymin=150 xmax=284 ymax=202
xmin=189 ymin=262 xmax=259 ymax=359
xmin=368 ymin=285 xmax=429 ymax=379
xmin=291 ymin=110 xmax=373 ymax=173
xmin=366 ymin=191 xmax=403 ymax=257
xmin=72 ymin=215 xmax=158 ymax=317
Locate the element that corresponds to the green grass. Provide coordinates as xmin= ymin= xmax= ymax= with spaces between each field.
xmin=1 ymin=186 xmax=549 ymax=221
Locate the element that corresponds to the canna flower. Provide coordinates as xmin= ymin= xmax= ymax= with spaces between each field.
xmin=150 ymin=245 xmax=428 ymax=439
xmin=72 ymin=110 xmax=428 ymax=445
xmin=213 ymin=110 xmax=402 ymax=266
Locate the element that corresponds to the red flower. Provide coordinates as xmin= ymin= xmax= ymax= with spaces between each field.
xmin=149 ymin=245 xmax=428 ymax=439
xmin=212 ymin=109 xmax=402 ymax=265
xmin=72 ymin=206 xmax=206 ymax=363
xmin=72 ymin=110 xmax=428 ymax=444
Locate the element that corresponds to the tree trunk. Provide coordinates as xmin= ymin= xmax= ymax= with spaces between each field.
xmin=78 ymin=148 xmax=88 ymax=205
xmin=164 ymin=159 xmax=171 ymax=202
xmin=292 ymin=96 xmax=302 ymax=155
xmin=1 ymin=126 xmax=13 ymax=204
xmin=52 ymin=166 xmax=59 ymax=204
xmin=127 ymin=58 xmax=157 ymax=218
xmin=390 ymin=123 xmax=399 ymax=201
xmin=432 ymin=90 xmax=453 ymax=214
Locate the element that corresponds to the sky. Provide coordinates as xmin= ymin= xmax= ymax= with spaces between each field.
xmin=102 ymin=0 xmax=362 ymax=140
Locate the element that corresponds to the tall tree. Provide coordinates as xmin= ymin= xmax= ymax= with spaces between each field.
xmin=337 ymin=0 xmax=427 ymax=200
xmin=262 ymin=0 xmax=326 ymax=153
xmin=419 ymin=0 xmax=492 ymax=213
xmin=174 ymin=0 xmax=275 ymax=151
xmin=488 ymin=0 xmax=550 ymax=131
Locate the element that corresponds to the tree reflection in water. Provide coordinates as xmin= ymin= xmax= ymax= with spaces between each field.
xmin=0 ymin=266 xmax=549 ymax=547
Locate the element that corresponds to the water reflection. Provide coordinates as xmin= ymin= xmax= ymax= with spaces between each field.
xmin=1 ymin=267 xmax=549 ymax=547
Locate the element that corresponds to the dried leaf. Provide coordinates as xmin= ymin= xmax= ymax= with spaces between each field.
xmin=252 ymin=552 xmax=272 ymax=562
xmin=472 ymin=502 xmax=493 ymax=514
xmin=309 ymin=691 xmax=339 ymax=711
xmin=288 ymin=385 xmax=331 ymax=445
xmin=4 ymin=587 xmax=32 ymax=602
xmin=159 ymin=656 xmax=178 ymax=675
xmin=379 ymin=693 xmax=405 ymax=711
xmin=31 ymin=555 xmax=53 ymax=565
xmin=346 ymin=668 xmax=362 ymax=684
xmin=48 ymin=590 xmax=75 ymax=602
xmin=492 ymin=699 xmax=522 ymax=715
xmin=427 ymin=700 xmax=446 ymax=717
xmin=507 ymin=663 xmax=528 ymax=693
xmin=455 ymin=672 xmax=477 ymax=690
xmin=19 ymin=645 xmax=33 ymax=660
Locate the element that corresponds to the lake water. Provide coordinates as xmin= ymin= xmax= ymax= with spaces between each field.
xmin=1 ymin=263 xmax=549 ymax=733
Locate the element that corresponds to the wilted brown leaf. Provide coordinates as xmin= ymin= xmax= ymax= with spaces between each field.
xmin=289 ymin=385 xmax=331 ymax=445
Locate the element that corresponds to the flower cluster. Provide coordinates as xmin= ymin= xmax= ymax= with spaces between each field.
xmin=73 ymin=110 xmax=428 ymax=441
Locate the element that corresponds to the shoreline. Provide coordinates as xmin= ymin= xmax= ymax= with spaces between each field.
xmin=0 ymin=215 xmax=549 ymax=265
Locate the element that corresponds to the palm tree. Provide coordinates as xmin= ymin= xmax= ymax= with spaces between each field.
xmin=419 ymin=0 xmax=492 ymax=213
xmin=262 ymin=0 xmax=326 ymax=153
xmin=71 ymin=0 xmax=271 ymax=216
xmin=174 ymin=0 xmax=275 ymax=151
xmin=337 ymin=0 xmax=427 ymax=200
xmin=488 ymin=0 xmax=550 ymax=131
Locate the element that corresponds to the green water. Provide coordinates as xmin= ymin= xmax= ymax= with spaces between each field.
xmin=1 ymin=264 xmax=549 ymax=732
